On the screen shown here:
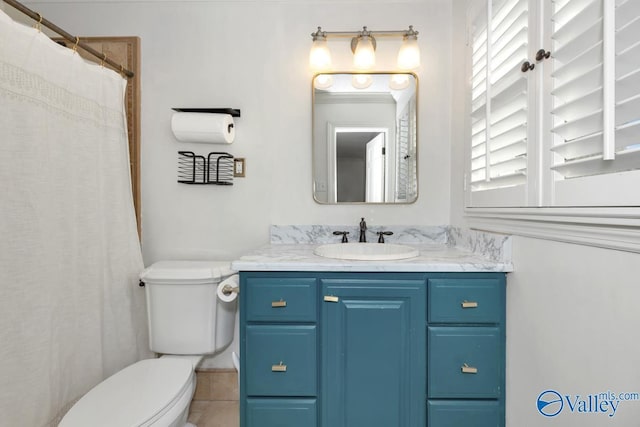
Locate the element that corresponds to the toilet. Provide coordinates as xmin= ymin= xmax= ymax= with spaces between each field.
xmin=59 ymin=261 xmax=238 ymax=427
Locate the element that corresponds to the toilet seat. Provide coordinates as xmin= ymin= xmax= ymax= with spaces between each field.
xmin=59 ymin=358 xmax=194 ymax=427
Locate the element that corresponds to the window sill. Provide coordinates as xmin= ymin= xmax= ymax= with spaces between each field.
xmin=465 ymin=207 xmax=640 ymax=253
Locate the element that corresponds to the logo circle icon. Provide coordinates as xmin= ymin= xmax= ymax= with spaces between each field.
xmin=537 ymin=390 xmax=563 ymax=417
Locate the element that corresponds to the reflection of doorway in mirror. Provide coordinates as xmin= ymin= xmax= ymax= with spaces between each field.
xmin=365 ymin=133 xmax=385 ymax=202
xmin=333 ymin=127 xmax=389 ymax=203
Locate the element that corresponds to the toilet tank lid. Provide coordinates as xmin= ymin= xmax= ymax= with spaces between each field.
xmin=59 ymin=358 xmax=193 ymax=427
xmin=140 ymin=260 xmax=235 ymax=284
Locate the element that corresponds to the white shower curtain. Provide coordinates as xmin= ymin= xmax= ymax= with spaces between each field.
xmin=0 ymin=10 xmax=151 ymax=427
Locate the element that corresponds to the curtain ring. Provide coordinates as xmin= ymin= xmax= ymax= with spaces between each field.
xmin=101 ymin=53 xmax=107 ymax=67
xmin=120 ymin=64 xmax=125 ymax=76
xmin=33 ymin=13 xmax=43 ymax=32
xmin=72 ymin=36 xmax=80 ymax=53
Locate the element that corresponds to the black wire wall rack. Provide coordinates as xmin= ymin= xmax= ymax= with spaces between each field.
xmin=178 ymin=151 xmax=234 ymax=185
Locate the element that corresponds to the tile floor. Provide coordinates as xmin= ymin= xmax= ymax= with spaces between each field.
xmin=188 ymin=370 xmax=239 ymax=427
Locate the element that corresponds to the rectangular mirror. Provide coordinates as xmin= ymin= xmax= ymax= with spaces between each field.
xmin=312 ymin=72 xmax=418 ymax=204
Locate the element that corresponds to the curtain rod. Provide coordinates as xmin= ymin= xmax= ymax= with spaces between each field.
xmin=2 ymin=0 xmax=134 ymax=78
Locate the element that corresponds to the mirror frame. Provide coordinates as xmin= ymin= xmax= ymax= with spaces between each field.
xmin=312 ymin=71 xmax=419 ymax=205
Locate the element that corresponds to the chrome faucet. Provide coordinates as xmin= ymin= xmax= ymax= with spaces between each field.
xmin=359 ymin=218 xmax=367 ymax=242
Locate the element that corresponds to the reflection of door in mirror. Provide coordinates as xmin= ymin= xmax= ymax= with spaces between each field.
xmin=365 ymin=133 xmax=385 ymax=202
xmin=334 ymin=129 xmax=388 ymax=203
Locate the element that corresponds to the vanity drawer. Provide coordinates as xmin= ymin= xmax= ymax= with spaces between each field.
xmin=427 ymin=400 xmax=501 ymax=427
xmin=428 ymin=326 xmax=501 ymax=398
xmin=245 ymin=325 xmax=317 ymax=396
xmin=245 ymin=277 xmax=317 ymax=322
xmin=428 ymin=278 xmax=503 ymax=324
xmin=246 ymin=398 xmax=317 ymax=427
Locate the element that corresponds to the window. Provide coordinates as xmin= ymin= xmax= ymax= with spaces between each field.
xmin=464 ymin=0 xmax=640 ymax=252
xmin=466 ymin=0 xmax=640 ymax=209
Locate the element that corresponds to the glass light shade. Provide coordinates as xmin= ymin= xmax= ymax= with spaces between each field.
xmin=389 ymin=74 xmax=410 ymax=90
xmin=314 ymin=74 xmax=334 ymax=89
xmin=353 ymin=36 xmax=376 ymax=70
xmin=309 ymin=39 xmax=332 ymax=71
xmin=397 ymin=37 xmax=420 ymax=70
xmin=351 ymin=74 xmax=373 ymax=89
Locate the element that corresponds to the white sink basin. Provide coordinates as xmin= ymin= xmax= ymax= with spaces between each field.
xmin=313 ymin=243 xmax=420 ymax=261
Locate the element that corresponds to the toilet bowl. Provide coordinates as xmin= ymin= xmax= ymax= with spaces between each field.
xmin=59 ymin=261 xmax=238 ymax=427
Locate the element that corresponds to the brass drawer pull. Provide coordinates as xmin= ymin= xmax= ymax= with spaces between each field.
xmin=324 ymin=295 xmax=339 ymax=303
xmin=461 ymin=300 xmax=478 ymax=309
xmin=271 ymin=299 xmax=287 ymax=308
xmin=461 ymin=363 xmax=478 ymax=374
xmin=272 ymin=361 xmax=287 ymax=372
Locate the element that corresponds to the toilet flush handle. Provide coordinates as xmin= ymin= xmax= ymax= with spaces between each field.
xmin=222 ymin=284 xmax=239 ymax=296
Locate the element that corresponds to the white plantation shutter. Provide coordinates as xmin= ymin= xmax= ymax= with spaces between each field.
xmin=466 ymin=0 xmax=640 ymax=210
xmin=550 ymin=0 xmax=640 ymax=205
xmin=469 ymin=0 xmax=531 ymax=206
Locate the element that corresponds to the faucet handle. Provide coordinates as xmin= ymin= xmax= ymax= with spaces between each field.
xmin=376 ymin=231 xmax=393 ymax=243
xmin=333 ymin=231 xmax=350 ymax=243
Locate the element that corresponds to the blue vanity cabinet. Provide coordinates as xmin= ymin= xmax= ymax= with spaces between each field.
xmin=427 ymin=277 xmax=506 ymax=426
xmin=240 ymin=271 xmax=506 ymax=427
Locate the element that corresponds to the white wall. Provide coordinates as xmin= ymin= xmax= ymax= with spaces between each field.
xmin=450 ymin=2 xmax=640 ymax=425
xmin=505 ymin=237 xmax=640 ymax=426
xmin=24 ymin=0 xmax=453 ymax=263
xmin=22 ymin=0 xmax=452 ymax=368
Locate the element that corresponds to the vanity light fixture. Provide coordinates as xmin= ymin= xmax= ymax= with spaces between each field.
xmin=309 ymin=25 xmax=420 ymax=72
xmin=309 ymin=28 xmax=332 ymax=72
xmin=397 ymin=26 xmax=420 ymax=70
xmin=352 ymin=27 xmax=376 ymax=70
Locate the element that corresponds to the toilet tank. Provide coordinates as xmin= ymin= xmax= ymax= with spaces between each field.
xmin=140 ymin=261 xmax=237 ymax=355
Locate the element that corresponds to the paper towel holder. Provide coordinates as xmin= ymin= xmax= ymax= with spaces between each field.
xmin=171 ymin=108 xmax=241 ymax=117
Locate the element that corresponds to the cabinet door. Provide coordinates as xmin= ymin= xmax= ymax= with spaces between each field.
xmin=245 ymin=325 xmax=317 ymax=396
xmin=246 ymin=398 xmax=317 ymax=427
xmin=244 ymin=277 xmax=317 ymax=322
xmin=321 ymin=279 xmax=426 ymax=427
xmin=428 ymin=400 xmax=501 ymax=427
xmin=428 ymin=278 xmax=503 ymax=324
xmin=428 ymin=326 xmax=501 ymax=398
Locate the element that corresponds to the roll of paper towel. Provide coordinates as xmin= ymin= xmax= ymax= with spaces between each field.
xmin=171 ymin=112 xmax=235 ymax=144
xmin=217 ymin=274 xmax=239 ymax=303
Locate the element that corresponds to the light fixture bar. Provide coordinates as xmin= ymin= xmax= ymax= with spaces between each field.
xmin=310 ymin=25 xmax=420 ymax=72
xmin=311 ymin=26 xmax=418 ymax=39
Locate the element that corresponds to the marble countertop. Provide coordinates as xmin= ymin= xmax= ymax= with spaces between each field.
xmin=231 ymin=243 xmax=513 ymax=273
xmin=230 ymin=225 xmax=513 ymax=273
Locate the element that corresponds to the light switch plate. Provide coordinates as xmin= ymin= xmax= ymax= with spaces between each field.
xmin=234 ymin=158 xmax=245 ymax=177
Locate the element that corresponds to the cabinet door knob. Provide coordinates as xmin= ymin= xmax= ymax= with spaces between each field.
xmin=272 ymin=361 xmax=287 ymax=372
xmin=535 ymin=48 xmax=551 ymax=61
xmin=461 ymin=363 xmax=478 ymax=374
xmin=271 ymin=299 xmax=287 ymax=308
xmin=521 ymin=61 xmax=535 ymax=72
xmin=461 ymin=300 xmax=478 ymax=308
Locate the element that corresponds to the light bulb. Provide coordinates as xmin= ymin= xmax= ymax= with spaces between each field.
xmin=309 ymin=38 xmax=332 ymax=72
xmin=397 ymin=36 xmax=420 ymax=70
xmin=351 ymin=74 xmax=373 ymax=89
xmin=353 ymin=36 xmax=376 ymax=70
